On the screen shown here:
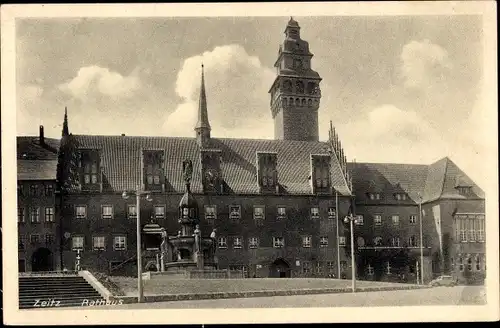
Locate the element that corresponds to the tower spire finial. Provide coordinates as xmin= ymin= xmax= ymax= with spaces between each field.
xmin=62 ymin=106 xmax=69 ymax=137
xmin=195 ymin=63 xmax=211 ymax=147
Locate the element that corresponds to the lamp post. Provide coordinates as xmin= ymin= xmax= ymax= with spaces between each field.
xmin=122 ymin=185 xmax=152 ymax=303
xmin=344 ymin=213 xmax=359 ymax=292
xmin=417 ymin=192 xmax=424 ymax=285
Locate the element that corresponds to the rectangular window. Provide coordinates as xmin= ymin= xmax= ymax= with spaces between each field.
xmin=408 ymin=236 xmax=417 ymax=247
xmin=277 ymin=206 xmax=286 ymax=219
xmin=72 ymin=236 xmax=84 ymax=251
xmin=273 ymin=236 xmax=284 ymax=248
xmin=44 ymin=207 xmax=55 ymax=222
xmin=314 ymin=166 xmax=330 ymax=189
xmin=409 ymin=215 xmax=417 ymax=224
xmin=229 ymin=206 xmax=241 ymax=220
xmin=458 ymin=257 xmax=464 ymax=272
xmin=327 ymin=261 xmax=335 ymax=273
xmin=258 ymin=153 xmax=277 ymax=189
xmin=101 ymin=205 xmax=113 ymax=219
xmin=30 ymin=234 xmax=40 ymax=244
xmin=44 ymin=184 xmax=54 ymax=196
xmin=45 ymin=234 xmax=55 ymax=245
xmin=310 ymin=207 xmax=319 ymax=219
xmin=30 ymin=207 xmax=40 ymax=223
xmin=327 ymin=207 xmax=336 ymax=219
xmin=476 ymin=218 xmax=485 ymax=242
xmin=475 ymin=256 xmax=481 ymax=271
xmin=18 ymin=183 xmax=24 ymax=197
xmin=302 ymin=235 xmax=312 ymax=248
xmin=320 ymin=236 xmax=328 ymax=248
xmin=460 ymin=218 xmax=467 ymax=242
xmin=394 ymin=193 xmax=407 ymax=201
xmin=391 ymin=237 xmax=400 ymax=247
xmin=233 ymin=236 xmax=243 ymax=249
xmin=316 ymin=262 xmax=323 ymax=274
xmin=218 ymin=237 xmax=227 ymax=249
xmin=339 ymin=236 xmax=346 ymax=246
xmin=391 ymin=215 xmax=400 ymax=226
xmin=82 ymin=156 xmax=99 ymax=185
xmin=355 ymin=215 xmax=364 ymax=225
xmin=18 ymin=235 xmax=26 ymax=250
xmin=302 ymin=261 xmax=311 ymax=274
xmin=113 ymin=236 xmax=127 ymax=251
xmin=154 ymin=205 xmax=165 ymax=219
xmin=468 ymin=219 xmax=476 ymax=242
xmin=467 ymin=257 xmax=473 ymax=271
xmin=374 ymin=215 xmax=382 ymax=226
xmin=30 ymin=184 xmax=39 ymax=196
xmin=128 ymin=205 xmax=137 ymax=219
xmin=205 ymin=205 xmax=217 ymax=220
xmin=253 ymin=206 xmax=265 ymax=220
xmin=18 ymin=207 xmax=25 ymax=223
xmin=93 ymin=236 xmax=106 ymax=250
xmin=75 ymin=205 xmax=87 ymax=219
xmin=249 ymin=237 xmax=259 ymax=249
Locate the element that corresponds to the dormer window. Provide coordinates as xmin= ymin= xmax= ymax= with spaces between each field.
xmin=143 ymin=150 xmax=164 ymax=191
xmin=257 ymin=152 xmax=278 ymax=192
xmin=80 ymin=149 xmax=101 ymax=190
xmin=457 ymin=186 xmax=472 ymax=196
xmin=229 ymin=206 xmax=241 ymax=220
xmin=367 ymin=193 xmax=381 ymax=200
xmin=394 ymin=193 xmax=407 ymax=201
xmin=311 ymin=155 xmax=330 ymax=194
xmin=201 ymin=149 xmax=223 ymax=194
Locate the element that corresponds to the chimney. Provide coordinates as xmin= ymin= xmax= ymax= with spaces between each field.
xmin=39 ymin=125 xmax=45 ymax=146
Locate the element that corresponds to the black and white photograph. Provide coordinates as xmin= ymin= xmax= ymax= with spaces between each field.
xmin=2 ymin=1 xmax=498 ymax=325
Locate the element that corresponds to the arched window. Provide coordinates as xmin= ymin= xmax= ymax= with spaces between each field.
xmin=467 ymin=256 xmax=473 ymax=271
xmin=296 ymin=98 xmax=301 ymax=106
xmin=308 ymin=99 xmax=312 ymax=107
xmin=301 ymin=98 xmax=306 ymax=106
xmin=296 ymin=81 xmax=304 ymax=94
xmin=374 ymin=236 xmax=383 ymax=246
xmin=458 ymin=256 xmax=464 ymax=272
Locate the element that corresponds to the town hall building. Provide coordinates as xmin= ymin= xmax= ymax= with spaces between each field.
xmin=17 ymin=18 xmax=485 ymax=284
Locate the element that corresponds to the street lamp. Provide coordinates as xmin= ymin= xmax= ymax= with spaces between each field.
xmin=122 ymin=185 xmax=152 ymax=303
xmin=417 ymin=192 xmax=424 ymax=285
xmin=344 ymin=213 xmax=359 ymax=292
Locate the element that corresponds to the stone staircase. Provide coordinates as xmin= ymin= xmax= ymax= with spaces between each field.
xmin=19 ymin=274 xmax=103 ymax=309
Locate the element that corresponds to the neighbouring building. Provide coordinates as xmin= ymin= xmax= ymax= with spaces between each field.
xmin=17 ymin=126 xmax=61 ymax=272
xmin=17 ymin=18 xmax=486 ymax=284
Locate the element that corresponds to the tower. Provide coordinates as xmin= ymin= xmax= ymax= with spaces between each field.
xmin=269 ymin=17 xmax=322 ymax=142
xmin=194 ymin=64 xmax=211 ymax=148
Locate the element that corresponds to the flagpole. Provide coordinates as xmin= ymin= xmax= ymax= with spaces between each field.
xmin=335 ymin=189 xmax=340 ymax=279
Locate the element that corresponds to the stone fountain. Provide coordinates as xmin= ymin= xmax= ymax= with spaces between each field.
xmin=142 ymin=160 xmax=218 ymax=280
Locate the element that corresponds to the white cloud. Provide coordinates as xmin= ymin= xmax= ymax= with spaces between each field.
xmin=59 ymin=65 xmax=141 ymax=100
xmin=333 ymin=105 xmax=448 ymax=164
xmin=163 ymin=44 xmax=275 ymax=138
xmin=401 ymin=39 xmax=452 ymax=89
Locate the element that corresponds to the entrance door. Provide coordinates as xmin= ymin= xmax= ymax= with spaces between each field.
xmin=31 ymin=248 xmax=53 ymax=272
xmin=269 ymin=258 xmax=291 ymax=278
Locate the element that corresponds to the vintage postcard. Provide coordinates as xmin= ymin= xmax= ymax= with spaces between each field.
xmin=2 ymin=1 xmax=498 ymax=325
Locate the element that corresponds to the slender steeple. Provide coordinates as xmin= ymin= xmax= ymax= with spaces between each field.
xmin=62 ymin=106 xmax=69 ymax=137
xmin=195 ymin=64 xmax=211 ymax=148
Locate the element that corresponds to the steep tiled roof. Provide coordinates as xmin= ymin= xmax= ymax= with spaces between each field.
xmin=17 ymin=136 xmax=59 ymax=160
xmin=18 ymin=160 xmax=57 ymax=181
xmin=348 ymin=162 xmax=428 ymax=203
xmin=349 ymin=157 xmax=485 ymax=204
xmin=73 ymin=135 xmax=352 ymax=196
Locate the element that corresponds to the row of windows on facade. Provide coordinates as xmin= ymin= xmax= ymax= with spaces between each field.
xmin=451 ymin=254 xmax=486 ymax=272
xmin=18 ymin=233 xmax=55 ymax=250
xmin=71 ymin=204 xmax=421 ymax=226
xmin=18 ymin=207 xmax=54 ymax=223
xmin=365 ymin=192 xmax=410 ymax=201
xmin=215 ymin=235 xmax=427 ymax=249
xmin=17 ymin=183 xmax=54 ymax=197
xmin=455 ymin=217 xmax=486 ymax=242
xmin=69 ymin=236 xmax=127 ymax=251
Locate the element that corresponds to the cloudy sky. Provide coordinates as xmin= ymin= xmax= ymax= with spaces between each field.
xmin=16 ymin=15 xmax=490 ymax=187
